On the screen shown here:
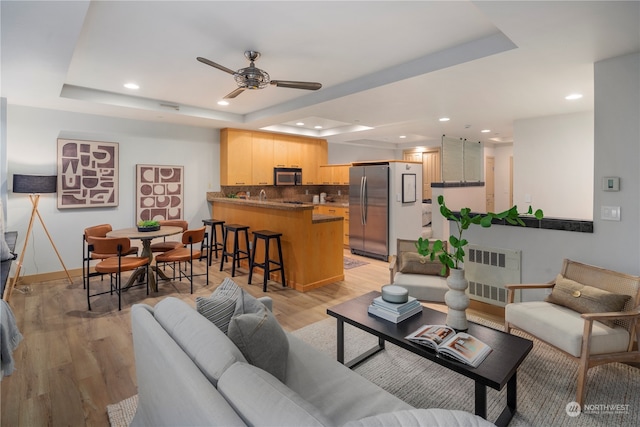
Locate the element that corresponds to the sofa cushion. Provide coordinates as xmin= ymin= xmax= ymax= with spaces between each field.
xmin=505 ymin=301 xmax=630 ymax=357
xmin=546 ymin=274 xmax=631 ymax=327
xmin=284 ymin=334 xmax=412 ymax=425
xmin=398 ymin=252 xmax=442 ymax=276
xmin=227 ymin=288 xmax=289 ymax=382
xmin=154 ymin=297 xmax=246 ymax=386
xmin=196 ymin=277 xmax=242 ymax=334
xmin=343 ymin=408 xmax=495 ymax=427
xmin=218 ymin=362 xmax=331 ymax=427
xmin=392 ymin=272 xmax=448 ymax=302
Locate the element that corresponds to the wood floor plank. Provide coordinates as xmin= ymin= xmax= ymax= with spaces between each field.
xmin=1 ymin=249 xmax=502 ymax=426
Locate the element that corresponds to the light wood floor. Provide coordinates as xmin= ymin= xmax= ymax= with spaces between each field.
xmin=1 ymin=250 xmax=502 ymax=426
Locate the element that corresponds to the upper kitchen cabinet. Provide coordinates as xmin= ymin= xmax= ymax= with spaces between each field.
xmin=319 ymin=164 xmax=350 ymax=185
xmin=220 ymin=128 xmax=327 ymax=186
xmin=252 ymin=132 xmax=274 ymax=185
xmin=220 ymin=128 xmax=253 ymax=185
xmin=300 ymin=139 xmax=327 ymax=185
xmin=274 ymin=134 xmax=302 ymax=168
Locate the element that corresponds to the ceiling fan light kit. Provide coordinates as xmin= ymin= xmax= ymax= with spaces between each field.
xmin=197 ymin=50 xmax=322 ymax=99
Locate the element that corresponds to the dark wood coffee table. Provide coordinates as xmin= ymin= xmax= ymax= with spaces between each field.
xmin=326 ymin=291 xmax=533 ymax=427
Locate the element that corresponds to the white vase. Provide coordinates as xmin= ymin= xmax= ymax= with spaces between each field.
xmin=445 ymin=268 xmax=469 ymax=331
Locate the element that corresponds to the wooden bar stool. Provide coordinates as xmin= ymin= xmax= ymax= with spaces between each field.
xmin=219 ymin=224 xmax=250 ymax=277
xmin=201 ymin=218 xmax=225 ymax=266
xmin=248 ymin=230 xmax=286 ymax=292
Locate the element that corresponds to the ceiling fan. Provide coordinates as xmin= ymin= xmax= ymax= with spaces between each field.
xmin=197 ymin=50 xmax=322 ymax=99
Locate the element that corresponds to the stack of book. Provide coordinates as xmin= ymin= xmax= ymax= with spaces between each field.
xmin=368 ymin=295 xmax=422 ymax=323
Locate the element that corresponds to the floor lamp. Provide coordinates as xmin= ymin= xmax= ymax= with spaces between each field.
xmin=4 ymin=174 xmax=73 ymax=301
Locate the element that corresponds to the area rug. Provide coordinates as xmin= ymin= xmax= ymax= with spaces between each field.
xmin=344 ymin=257 xmax=369 ymax=269
xmin=107 ymin=394 xmax=137 ymax=427
xmin=292 ymin=317 xmax=640 ymax=427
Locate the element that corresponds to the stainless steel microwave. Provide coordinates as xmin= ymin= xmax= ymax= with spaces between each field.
xmin=274 ymin=167 xmax=302 ymax=186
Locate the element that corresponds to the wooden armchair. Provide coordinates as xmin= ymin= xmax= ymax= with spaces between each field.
xmin=505 ymin=259 xmax=640 ymax=406
xmin=388 ymin=239 xmax=448 ymax=302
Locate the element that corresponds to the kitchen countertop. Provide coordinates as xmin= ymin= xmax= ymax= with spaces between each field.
xmin=207 ymin=195 xmax=349 ymax=210
xmin=209 ymin=196 xmax=343 ymax=224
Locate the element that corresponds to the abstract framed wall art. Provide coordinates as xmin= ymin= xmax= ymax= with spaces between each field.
xmin=57 ymin=138 xmax=119 ymax=208
xmin=136 ymin=164 xmax=184 ymax=222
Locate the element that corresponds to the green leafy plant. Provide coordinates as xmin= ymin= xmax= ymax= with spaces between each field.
xmin=416 ymin=195 xmax=543 ymax=275
xmin=137 ymin=220 xmax=160 ymax=228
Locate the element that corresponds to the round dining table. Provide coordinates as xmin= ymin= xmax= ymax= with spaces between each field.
xmin=106 ymin=226 xmax=183 ymax=292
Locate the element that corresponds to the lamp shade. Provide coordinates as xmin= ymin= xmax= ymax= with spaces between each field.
xmin=13 ymin=174 xmax=57 ymax=194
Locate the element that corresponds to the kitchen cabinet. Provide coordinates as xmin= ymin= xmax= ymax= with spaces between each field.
xmin=220 ymin=128 xmax=327 ymax=186
xmin=299 ymin=139 xmax=327 ymax=185
xmin=315 ymin=204 xmax=349 ymax=246
xmin=220 ymin=129 xmax=253 ymax=185
xmin=252 ymin=132 xmax=274 ymax=185
xmin=274 ymin=134 xmax=302 ymax=168
xmin=319 ymin=164 xmax=350 ymax=185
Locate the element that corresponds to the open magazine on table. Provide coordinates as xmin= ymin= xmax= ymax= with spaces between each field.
xmin=405 ymin=325 xmax=492 ymax=368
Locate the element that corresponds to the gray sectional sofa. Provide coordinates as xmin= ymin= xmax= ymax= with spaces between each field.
xmin=130 ymin=289 xmax=494 ymax=426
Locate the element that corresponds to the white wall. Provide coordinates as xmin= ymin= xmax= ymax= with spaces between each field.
xmin=493 ymin=144 xmax=513 ymax=212
xmin=388 ymin=162 xmax=423 ymax=254
xmin=6 ymin=105 xmax=219 ymax=276
xmin=463 ymin=52 xmax=640 ymax=301
xmin=513 ymin=111 xmax=594 ymax=220
xmin=328 ymin=143 xmax=397 ymax=164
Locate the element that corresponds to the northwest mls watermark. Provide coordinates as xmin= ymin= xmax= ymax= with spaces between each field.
xmin=566 ymin=401 xmax=630 ymax=417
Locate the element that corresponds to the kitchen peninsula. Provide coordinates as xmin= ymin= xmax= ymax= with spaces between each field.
xmin=208 ymin=195 xmax=344 ymax=292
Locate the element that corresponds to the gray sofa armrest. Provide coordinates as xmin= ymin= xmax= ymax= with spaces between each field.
xmin=258 ymin=296 xmax=273 ymax=311
xmin=130 ymin=304 xmax=245 ymax=427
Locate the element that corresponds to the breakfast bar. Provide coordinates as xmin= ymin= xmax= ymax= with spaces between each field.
xmin=208 ymin=196 xmax=344 ymax=292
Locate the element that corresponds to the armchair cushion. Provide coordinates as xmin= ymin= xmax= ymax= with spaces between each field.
xmin=398 ymin=252 xmax=442 ymax=276
xmin=505 ymin=301 xmax=630 ymax=357
xmin=545 ymin=274 xmax=631 ymax=327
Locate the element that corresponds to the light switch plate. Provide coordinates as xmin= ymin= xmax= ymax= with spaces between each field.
xmin=601 ymin=206 xmax=621 ymax=221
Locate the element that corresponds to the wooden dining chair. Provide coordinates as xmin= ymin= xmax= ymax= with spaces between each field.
xmin=150 ymin=220 xmax=189 ymax=253
xmin=83 ymin=224 xmax=139 ymax=290
xmin=86 ymin=236 xmax=149 ymax=311
xmin=155 ymin=226 xmax=208 ymax=293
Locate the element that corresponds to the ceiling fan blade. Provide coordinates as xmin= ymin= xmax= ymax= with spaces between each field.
xmin=270 ymin=80 xmax=322 ymax=90
xmin=224 ymin=87 xmax=245 ymax=99
xmin=196 ymin=57 xmax=237 ymax=75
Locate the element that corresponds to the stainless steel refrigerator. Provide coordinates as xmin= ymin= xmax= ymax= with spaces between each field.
xmin=349 ymin=164 xmax=389 ymax=260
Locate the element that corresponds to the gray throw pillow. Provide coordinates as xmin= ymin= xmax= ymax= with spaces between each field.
xmin=196 ymin=277 xmax=242 ymax=334
xmin=227 ymin=289 xmax=289 ymax=382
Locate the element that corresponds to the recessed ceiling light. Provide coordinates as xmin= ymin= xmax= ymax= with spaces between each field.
xmin=481 ymin=129 xmax=491 ymax=133
xmin=565 ymin=93 xmax=583 ymax=100
xmin=399 ymin=135 xmax=407 ymax=139
xmin=314 ymin=125 xmax=323 ymax=129
xmin=439 ymin=117 xmax=450 ymax=122
xmin=296 ymin=122 xmax=305 ymax=126
xmin=217 ymin=100 xmax=229 ymax=106
xmin=124 ymin=82 xmax=139 ymax=90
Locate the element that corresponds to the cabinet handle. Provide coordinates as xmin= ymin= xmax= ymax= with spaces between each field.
xmin=235 ymin=182 xmax=245 ymax=185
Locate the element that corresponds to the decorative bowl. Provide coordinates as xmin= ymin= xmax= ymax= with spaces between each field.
xmin=137 ymin=225 xmax=160 ymax=232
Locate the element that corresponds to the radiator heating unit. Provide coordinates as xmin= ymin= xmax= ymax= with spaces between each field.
xmin=464 ymin=245 xmax=521 ymax=307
